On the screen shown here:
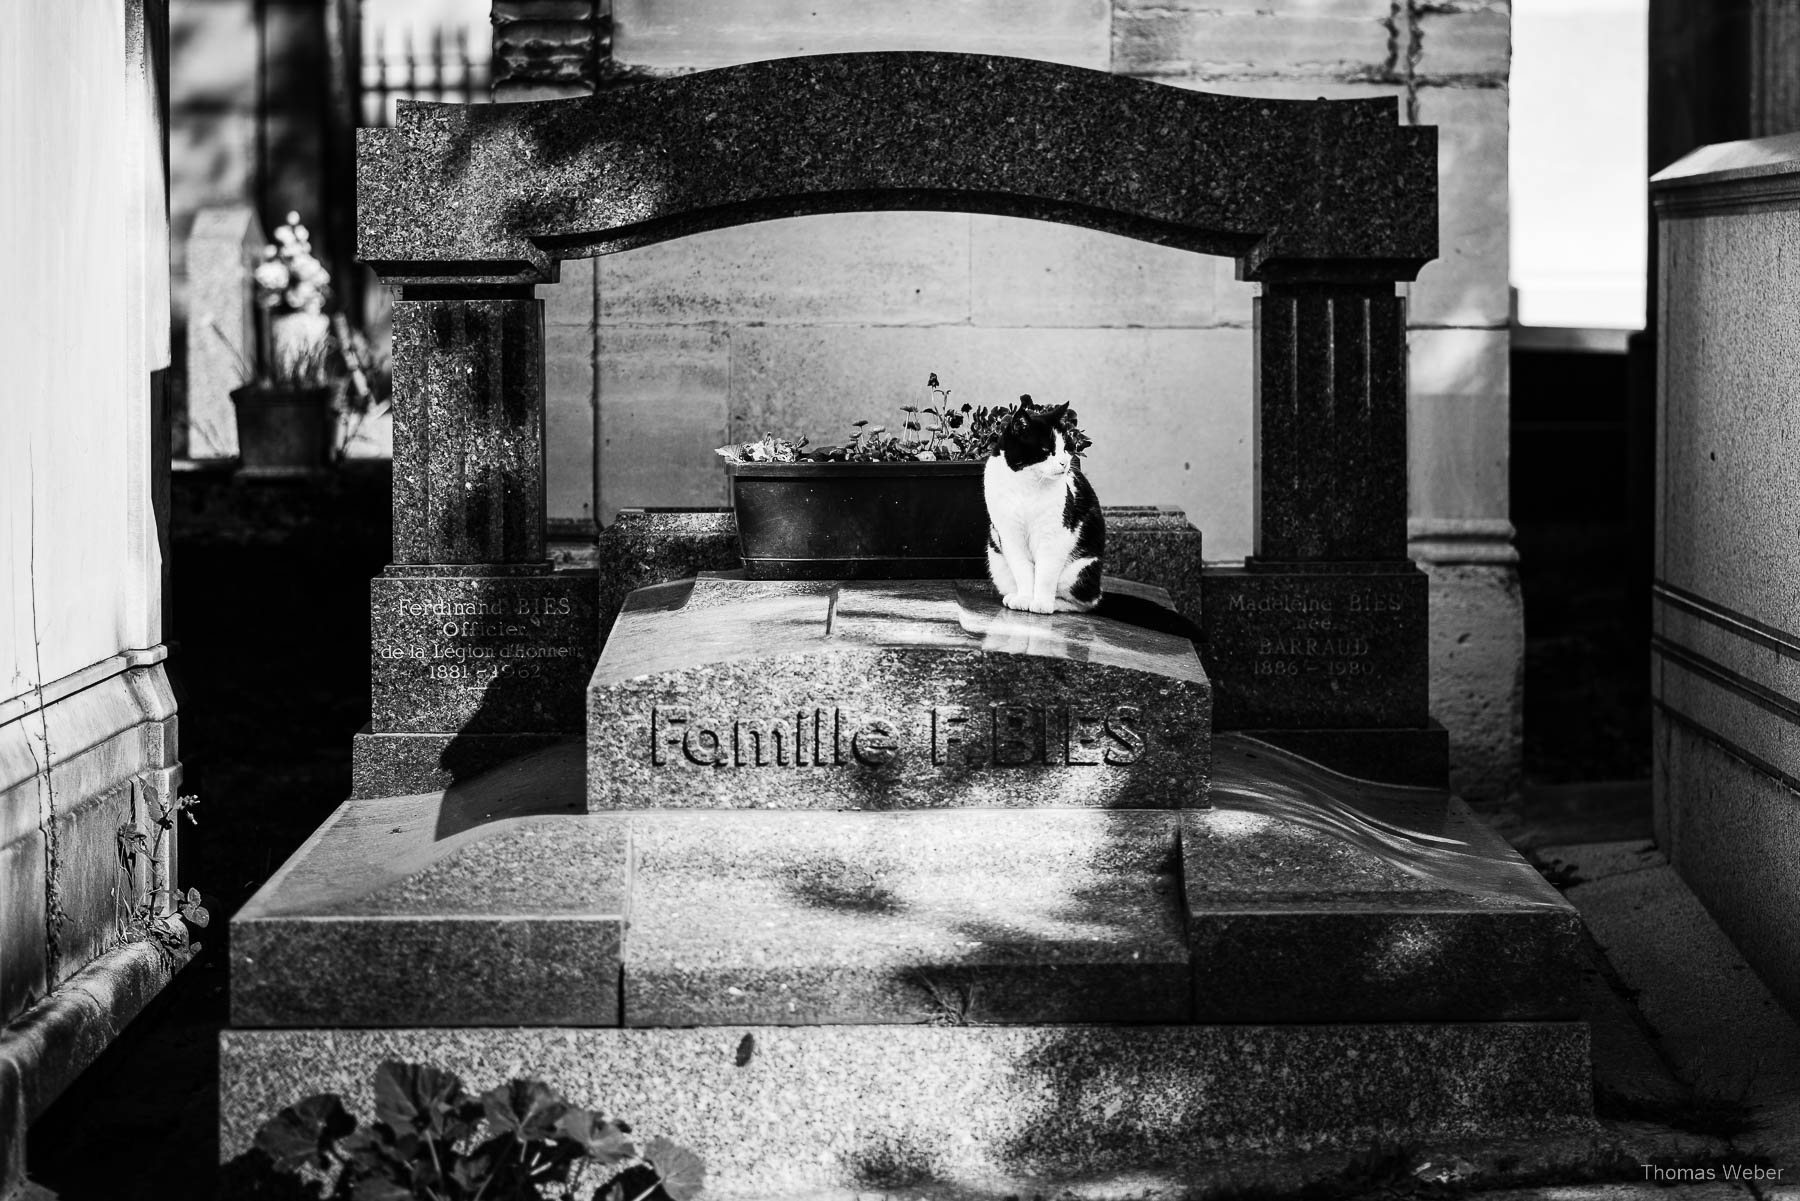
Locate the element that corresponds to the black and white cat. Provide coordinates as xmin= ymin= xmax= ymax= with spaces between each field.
xmin=984 ymin=397 xmax=1104 ymax=614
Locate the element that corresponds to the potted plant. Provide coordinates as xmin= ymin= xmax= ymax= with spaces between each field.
xmin=714 ymin=376 xmax=1091 ymax=579
xmin=221 ymin=212 xmax=389 ymax=475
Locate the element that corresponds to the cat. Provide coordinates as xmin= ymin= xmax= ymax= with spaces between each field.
xmin=984 ymin=396 xmax=1104 ymax=614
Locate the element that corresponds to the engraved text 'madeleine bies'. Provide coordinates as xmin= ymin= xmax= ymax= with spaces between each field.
xmin=1229 ymin=586 xmax=1407 ymax=680
xmin=648 ymin=704 xmax=1147 ymax=769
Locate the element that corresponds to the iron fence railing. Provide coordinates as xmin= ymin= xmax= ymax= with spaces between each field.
xmin=360 ymin=26 xmax=489 ymax=126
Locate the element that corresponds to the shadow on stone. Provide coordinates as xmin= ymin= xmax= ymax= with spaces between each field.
xmin=844 ymin=1133 xmax=943 ymax=1191
xmin=781 ymin=853 xmax=910 ymax=916
xmin=433 ymin=733 xmax=586 ymax=843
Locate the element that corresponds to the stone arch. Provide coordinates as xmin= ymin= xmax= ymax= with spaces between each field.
xmin=359 ymin=52 xmax=1435 ymax=285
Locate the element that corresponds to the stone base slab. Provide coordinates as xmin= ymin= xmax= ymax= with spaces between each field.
xmin=626 ymin=810 xmax=1189 ymax=1027
xmin=1235 ymin=721 xmax=1450 ymax=788
xmin=4 ymin=941 xmax=184 ymax=1195
xmin=219 ymin=1022 xmax=1591 ymax=1198
xmin=1183 ymin=792 xmax=1583 ymax=1022
xmin=350 ymin=726 xmax=572 ymax=798
xmin=234 ymin=735 xmax=1584 ymax=1030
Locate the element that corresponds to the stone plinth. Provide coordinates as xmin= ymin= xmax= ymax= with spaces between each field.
xmin=1188 ymin=738 xmax=1583 ymax=1023
xmin=1201 ymin=562 xmax=1443 ymax=786
xmin=354 ymin=563 xmax=600 ymax=797
xmin=222 ymin=1023 xmax=1590 ymax=1196
xmin=232 ymin=745 xmax=612 ymax=1028
xmin=1201 ymin=563 xmax=1428 ymax=729
xmin=223 ymin=733 xmax=1593 ymax=1186
xmin=586 ymin=576 xmax=1212 ymax=810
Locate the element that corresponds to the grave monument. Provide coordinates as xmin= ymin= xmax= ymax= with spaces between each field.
xmin=221 ymin=53 xmax=1590 ymax=1196
xmin=183 ymin=205 xmax=264 ymax=459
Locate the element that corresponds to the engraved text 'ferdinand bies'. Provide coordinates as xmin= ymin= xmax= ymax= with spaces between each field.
xmin=649 ymin=705 xmax=1145 ymax=769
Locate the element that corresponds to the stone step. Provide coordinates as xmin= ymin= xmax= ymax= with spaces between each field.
xmin=625 ymin=809 xmax=1189 ymax=1026
xmin=230 ymin=738 xmax=1584 ymax=1029
xmin=220 ymin=1022 xmax=1592 ymax=1199
xmin=586 ymin=575 xmax=1213 ymax=809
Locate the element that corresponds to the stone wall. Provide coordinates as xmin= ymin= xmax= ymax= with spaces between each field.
xmin=2 ymin=1 xmax=183 ymax=1191
xmin=1651 ymin=140 xmax=1800 ymax=1020
xmin=526 ymin=0 xmax=1519 ymax=798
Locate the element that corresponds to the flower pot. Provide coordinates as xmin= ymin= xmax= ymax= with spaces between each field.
xmin=725 ymin=459 xmax=989 ymax=580
xmin=230 ymin=384 xmax=335 ymax=476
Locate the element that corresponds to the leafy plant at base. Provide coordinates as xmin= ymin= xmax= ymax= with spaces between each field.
xmin=117 ymin=791 xmax=209 ymax=967
xmin=714 ymin=374 xmax=1091 ymax=464
xmin=247 ymin=1060 xmax=706 ymax=1201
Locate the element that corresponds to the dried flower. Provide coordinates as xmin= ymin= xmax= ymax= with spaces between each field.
xmin=255 ymin=212 xmax=332 ymax=316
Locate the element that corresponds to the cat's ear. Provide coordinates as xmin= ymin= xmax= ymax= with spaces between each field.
xmin=1047 ymin=403 xmax=1071 ymax=424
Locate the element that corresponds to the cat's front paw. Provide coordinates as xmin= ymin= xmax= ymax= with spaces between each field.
xmin=1027 ymin=596 xmax=1057 ymax=615
xmin=1001 ymin=592 xmax=1030 ymax=611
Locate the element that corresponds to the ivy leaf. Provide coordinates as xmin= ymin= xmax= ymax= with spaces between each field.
xmin=927 ymin=373 xmax=939 ymax=388
xmin=254 ymin=1093 xmax=354 ymax=1172
xmin=350 ymin=1176 xmax=413 ymax=1201
xmin=180 ymin=888 xmax=211 ymax=928
xmin=450 ymin=1144 xmax=508 ymax=1195
xmin=482 ymin=1078 xmax=571 ymax=1144
xmin=372 ymin=1061 xmax=473 ymax=1142
xmin=644 ymin=1137 xmax=707 ymax=1201
xmin=558 ymin=1108 xmax=637 ymax=1166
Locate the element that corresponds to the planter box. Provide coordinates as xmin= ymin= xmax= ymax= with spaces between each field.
xmin=726 ymin=459 xmax=988 ymax=580
xmin=231 ymin=384 xmax=334 ymax=476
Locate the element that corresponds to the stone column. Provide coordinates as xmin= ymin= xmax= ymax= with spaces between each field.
xmin=1202 ymin=274 xmax=1444 ymax=786
xmin=389 ymin=293 xmax=546 ymax=564
xmin=353 ymin=283 xmax=600 ymax=798
xmin=1253 ymin=283 xmax=1408 ymax=563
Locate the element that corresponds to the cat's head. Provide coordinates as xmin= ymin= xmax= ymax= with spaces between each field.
xmin=995 ymin=395 xmax=1078 ymax=480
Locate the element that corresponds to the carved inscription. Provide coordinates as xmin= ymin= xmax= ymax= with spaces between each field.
xmin=378 ymin=592 xmax=591 ymax=684
xmin=649 ymin=704 xmax=1145 ymax=768
xmin=1227 ymin=586 xmax=1407 ymax=680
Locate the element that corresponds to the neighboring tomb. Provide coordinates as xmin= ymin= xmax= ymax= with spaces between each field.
xmin=182 ymin=205 xmax=263 ymax=459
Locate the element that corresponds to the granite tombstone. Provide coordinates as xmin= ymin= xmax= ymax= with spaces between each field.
xmin=587 ymin=575 xmax=1212 ymax=809
xmin=338 ymin=50 xmax=1445 ymax=796
xmin=220 ymin=51 xmax=1590 ymax=1196
xmin=182 ymin=205 xmax=264 ymax=459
